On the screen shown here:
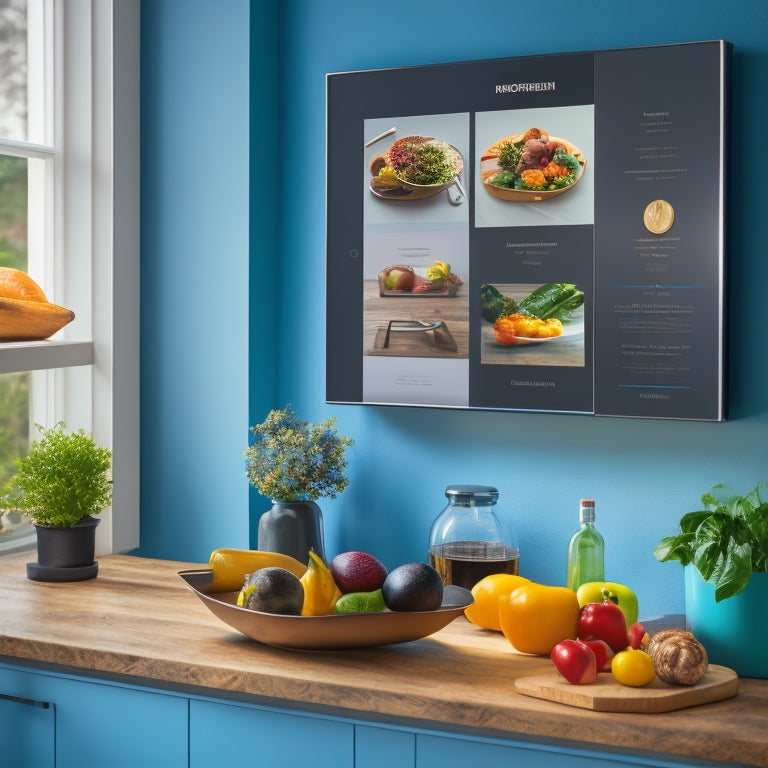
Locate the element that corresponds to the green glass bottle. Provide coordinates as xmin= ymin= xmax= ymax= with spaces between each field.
xmin=567 ymin=499 xmax=604 ymax=591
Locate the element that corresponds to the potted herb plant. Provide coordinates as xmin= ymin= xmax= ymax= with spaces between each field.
xmin=1 ymin=422 xmax=112 ymax=582
xmin=655 ymin=482 xmax=768 ymax=677
xmin=245 ymin=406 xmax=353 ymax=563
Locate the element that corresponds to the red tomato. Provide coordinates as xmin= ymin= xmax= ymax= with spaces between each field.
xmin=627 ymin=621 xmax=647 ymax=650
xmin=578 ymin=600 xmax=630 ymax=652
xmin=580 ymin=638 xmax=614 ymax=672
xmin=550 ymin=639 xmax=598 ymax=685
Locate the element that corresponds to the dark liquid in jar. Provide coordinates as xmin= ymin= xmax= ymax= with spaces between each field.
xmin=428 ymin=541 xmax=519 ymax=591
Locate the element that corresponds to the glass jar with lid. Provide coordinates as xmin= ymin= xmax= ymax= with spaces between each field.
xmin=428 ymin=484 xmax=519 ymax=591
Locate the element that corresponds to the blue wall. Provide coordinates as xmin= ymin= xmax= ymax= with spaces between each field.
xmin=140 ymin=0 xmax=768 ymax=619
xmin=139 ymin=0 xmax=253 ymax=556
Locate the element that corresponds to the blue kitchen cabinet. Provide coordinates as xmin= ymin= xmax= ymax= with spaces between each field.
xmin=0 ymin=682 xmax=55 ymax=768
xmin=0 ymin=663 xmax=188 ymax=768
xmin=189 ymin=698 xmax=354 ymax=768
xmin=0 ymin=662 xmax=748 ymax=768
xmin=418 ymin=734 xmax=616 ymax=768
xmin=415 ymin=732 xmax=723 ymax=768
xmin=355 ymin=724 xmax=416 ymax=768
xmin=52 ymin=675 xmax=188 ymax=768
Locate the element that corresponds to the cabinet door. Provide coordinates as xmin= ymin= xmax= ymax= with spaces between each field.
xmin=356 ymin=724 xmax=415 ymax=768
xmin=51 ymin=676 xmax=188 ymax=768
xmin=0 ymin=688 xmax=55 ymax=768
xmin=190 ymin=699 xmax=354 ymax=768
xmin=419 ymin=734 xmax=555 ymax=768
xmin=417 ymin=733 xmax=692 ymax=768
xmin=0 ymin=664 xmax=188 ymax=768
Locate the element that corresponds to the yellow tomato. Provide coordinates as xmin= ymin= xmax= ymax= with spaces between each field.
xmin=464 ymin=573 xmax=531 ymax=631
xmin=612 ymin=648 xmax=655 ymax=687
xmin=498 ymin=583 xmax=580 ymax=655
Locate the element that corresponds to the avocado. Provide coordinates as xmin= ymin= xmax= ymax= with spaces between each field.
xmin=244 ymin=567 xmax=304 ymax=615
xmin=381 ymin=562 xmax=443 ymax=612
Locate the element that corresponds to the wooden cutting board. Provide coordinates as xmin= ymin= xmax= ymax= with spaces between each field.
xmin=515 ymin=665 xmax=739 ymax=713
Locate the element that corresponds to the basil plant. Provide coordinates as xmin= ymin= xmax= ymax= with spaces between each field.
xmin=655 ymin=482 xmax=768 ymax=602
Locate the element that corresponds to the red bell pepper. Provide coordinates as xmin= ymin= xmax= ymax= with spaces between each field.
xmin=578 ymin=600 xmax=632 ymax=652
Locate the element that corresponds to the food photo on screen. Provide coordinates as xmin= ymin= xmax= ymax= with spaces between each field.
xmin=363 ymin=114 xmax=470 ymax=219
xmin=362 ymin=238 xmax=469 ymax=362
xmin=474 ymin=104 xmax=594 ymax=229
xmin=368 ymin=135 xmax=465 ymax=203
xmin=480 ymin=126 xmax=586 ymax=201
xmin=480 ymin=282 xmax=586 ymax=367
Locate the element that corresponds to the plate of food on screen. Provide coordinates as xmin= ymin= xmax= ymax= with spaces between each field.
xmin=377 ymin=261 xmax=463 ymax=297
xmin=481 ymin=283 xmax=584 ymax=345
xmin=369 ymin=135 xmax=465 ymax=202
xmin=481 ymin=127 xmax=586 ymax=202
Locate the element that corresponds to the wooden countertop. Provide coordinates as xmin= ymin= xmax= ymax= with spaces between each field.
xmin=1 ymin=553 xmax=767 ymax=767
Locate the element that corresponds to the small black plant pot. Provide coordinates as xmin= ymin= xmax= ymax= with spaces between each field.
xmin=26 ymin=516 xmax=100 ymax=582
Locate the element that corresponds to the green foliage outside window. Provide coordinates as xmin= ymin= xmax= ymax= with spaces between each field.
xmin=0 ymin=154 xmax=27 ymax=269
xmin=0 ymin=154 xmax=30 ymax=538
xmin=0 ymin=372 xmax=28 ymax=487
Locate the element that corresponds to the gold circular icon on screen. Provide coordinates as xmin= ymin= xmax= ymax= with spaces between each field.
xmin=643 ymin=199 xmax=675 ymax=234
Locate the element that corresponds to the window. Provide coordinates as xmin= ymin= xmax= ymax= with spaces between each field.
xmin=0 ymin=0 xmax=139 ymax=554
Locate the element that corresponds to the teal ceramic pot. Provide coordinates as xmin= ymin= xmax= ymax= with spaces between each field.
xmin=685 ymin=566 xmax=768 ymax=678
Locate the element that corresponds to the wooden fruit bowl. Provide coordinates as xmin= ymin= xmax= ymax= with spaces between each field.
xmin=180 ymin=569 xmax=473 ymax=650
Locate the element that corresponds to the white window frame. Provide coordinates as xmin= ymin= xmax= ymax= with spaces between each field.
xmin=0 ymin=0 xmax=140 ymax=555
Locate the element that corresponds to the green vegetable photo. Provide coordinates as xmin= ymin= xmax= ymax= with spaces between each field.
xmin=480 ymin=283 xmax=585 ymax=325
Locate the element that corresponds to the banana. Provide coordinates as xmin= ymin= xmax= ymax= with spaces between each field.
xmin=208 ymin=548 xmax=307 ymax=592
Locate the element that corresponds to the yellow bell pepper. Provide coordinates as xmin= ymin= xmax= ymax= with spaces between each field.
xmin=208 ymin=548 xmax=306 ymax=592
xmin=498 ymin=582 xmax=580 ymax=655
xmin=426 ymin=260 xmax=451 ymax=280
xmin=464 ymin=573 xmax=531 ymax=631
xmin=576 ymin=581 xmax=639 ymax=627
xmin=300 ymin=549 xmax=342 ymax=616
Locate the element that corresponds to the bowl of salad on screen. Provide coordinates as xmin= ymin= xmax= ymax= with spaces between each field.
xmin=481 ymin=127 xmax=586 ymax=202
xmin=369 ymin=135 xmax=464 ymax=200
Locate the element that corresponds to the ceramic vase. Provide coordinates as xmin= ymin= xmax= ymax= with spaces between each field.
xmin=27 ymin=515 xmax=100 ymax=582
xmin=685 ymin=566 xmax=768 ymax=678
xmin=257 ymin=500 xmax=325 ymax=564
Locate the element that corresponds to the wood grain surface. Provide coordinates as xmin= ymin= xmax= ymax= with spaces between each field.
xmin=1 ymin=552 xmax=767 ymax=767
xmin=515 ymin=665 xmax=739 ymax=713
xmin=363 ymin=280 xmax=468 ymax=358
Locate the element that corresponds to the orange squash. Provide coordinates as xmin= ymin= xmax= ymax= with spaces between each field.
xmin=0 ymin=267 xmax=75 ymax=341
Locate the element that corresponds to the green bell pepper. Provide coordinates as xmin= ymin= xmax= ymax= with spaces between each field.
xmin=576 ymin=581 xmax=639 ymax=627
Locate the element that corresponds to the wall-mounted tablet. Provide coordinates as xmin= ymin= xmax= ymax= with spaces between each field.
xmin=326 ymin=41 xmax=729 ymax=420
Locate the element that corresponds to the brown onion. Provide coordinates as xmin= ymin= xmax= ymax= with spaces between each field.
xmin=647 ymin=629 xmax=708 ymax=686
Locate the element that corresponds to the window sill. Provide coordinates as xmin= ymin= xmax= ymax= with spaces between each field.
xmin=0 ymin=340 xmax=94 ymax=374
